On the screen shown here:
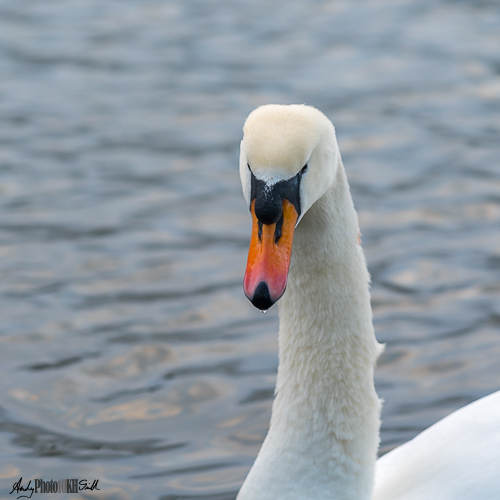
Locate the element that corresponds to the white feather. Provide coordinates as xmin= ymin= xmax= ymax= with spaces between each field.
xmin=237 ymin=104 xmax=500 ymax=500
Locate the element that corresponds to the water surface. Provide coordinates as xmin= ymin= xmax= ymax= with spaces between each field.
xmin=0 ymin=0 xmax=499 ymax=498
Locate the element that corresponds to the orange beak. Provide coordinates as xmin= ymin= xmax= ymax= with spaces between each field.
xmin=244 ymin=199 xmax=298 ymax=311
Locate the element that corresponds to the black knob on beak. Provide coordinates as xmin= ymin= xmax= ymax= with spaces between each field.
xmin=249 ymin=167 xmax=302 ymax=226
xmin=254 ymin=194 xmax=283 ymax=225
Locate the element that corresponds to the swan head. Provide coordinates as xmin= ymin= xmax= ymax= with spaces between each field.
xmin=239 ymin=104 xmax=340 ymax=311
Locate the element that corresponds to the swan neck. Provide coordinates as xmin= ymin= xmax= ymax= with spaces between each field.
xmin=238 ymin=163 xmax=382 ymax=500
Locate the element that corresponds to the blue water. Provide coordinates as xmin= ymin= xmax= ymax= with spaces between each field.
xmin=0 ymin=0 xmax=499 ymax=498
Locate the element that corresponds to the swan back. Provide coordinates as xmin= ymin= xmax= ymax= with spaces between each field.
xmin=374 ymin=390 xmax=500 ymax=500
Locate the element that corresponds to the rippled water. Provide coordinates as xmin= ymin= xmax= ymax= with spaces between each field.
xmin=0 ymin=0 xmax=499 ymax=498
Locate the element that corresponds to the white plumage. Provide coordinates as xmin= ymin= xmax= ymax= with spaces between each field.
xmin=374 ymin=390 xmax=500 ymax=500
xmin=236 ymin=104 xmax=500 ymax=500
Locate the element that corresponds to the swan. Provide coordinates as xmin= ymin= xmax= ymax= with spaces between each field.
xmin=236 ymin=104 xmax=500 ymax=500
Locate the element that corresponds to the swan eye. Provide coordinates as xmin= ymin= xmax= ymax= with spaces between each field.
xmin=300 ymin=164 xmax=308 ymax=175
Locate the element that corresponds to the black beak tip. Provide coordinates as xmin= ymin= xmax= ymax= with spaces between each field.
xmin=249 ymin=281 xmax=275 ymax=312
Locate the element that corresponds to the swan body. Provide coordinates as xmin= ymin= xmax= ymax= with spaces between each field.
xmin=237 ymin=104 xmax=500 ymax=500
xmin=373 ymin=390 xmax=500 ymax=500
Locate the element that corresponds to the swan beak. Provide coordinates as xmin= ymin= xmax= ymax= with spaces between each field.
xmin=244 ymin=199 xmax=298 ymax=311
